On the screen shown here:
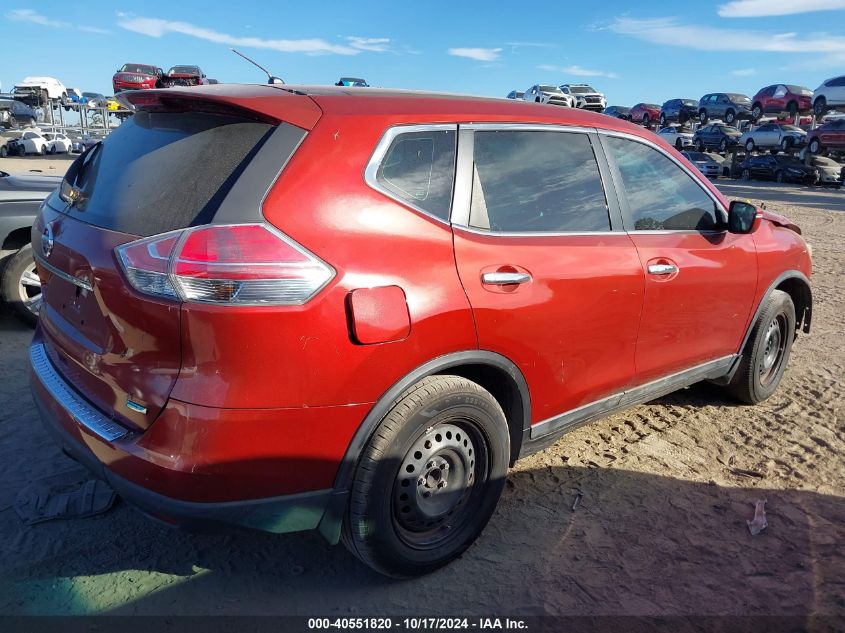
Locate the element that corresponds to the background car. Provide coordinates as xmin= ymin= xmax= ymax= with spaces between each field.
xmin=740 ymin=122 xmax=806 ymax=152
xmin=657 ymin=125 xmax=694 ymax=150
xmin=751 ymin=84 xmax=813 ymax=120
xmin=602 ymin=105 xmax=630 ymax=119
xmin=506 ymin=90 xmax=524 ymax=100
xmin=629 ymin=103 xmax=661 ymax=127
xmin=805 ymin=155 xmax=844 ymax=187
xmin=806 ymin=118 xmax=845 ymax=154
xmin=10 ymin=131 xmax=49 ymax=156
xmin=698 ymin=93 xmax=753 ymax=125
xmin=0 ymin=170 xmax=61 ymax=324
xmin=738 ymin=155 xmax=819 ymax=184
xmin=81 ymin=92 xmax=107 ymax=108
xmin=12 ymin=77 xmax=66 ymax=106
xmin=523 ymin=85 xmax=575 ymax=107
xmin=693 ymin=123 xmax=742 ymax=152
xmin=335 ymin=77 xmax=369 ymax=87
xmin=113 ymin=63 xmax=163 ymax=93
xmin=812 ymin=75 xmax=845 ymax=117
xmin=559 ymin=84 xmax=606 ymax=111
xmin=161 ymin=65 xmax=211 ymax=87
xmin=660 ymin=99 xmax=698 ymax=126
xmin=62 ymin=88 xmax=82 ymax=110
xmin=0 ymin=97 xmax=37 ymax=129
xmin=44 ymin=133 xmax=72 ymax=154
xmin=680 ymin=150 xmax=721 ymax=179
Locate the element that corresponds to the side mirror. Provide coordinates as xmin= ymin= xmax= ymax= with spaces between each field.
xmin=728 ymin=200 xmax=760 ymax=234
xmin=268 ymin=76 xmax=285 ymax=85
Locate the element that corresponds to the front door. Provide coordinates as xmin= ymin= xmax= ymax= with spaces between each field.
xmin=450 ymin=126 xmax=644 ymax=423
xmin=601 ymin=134 xmax=758 ymax=384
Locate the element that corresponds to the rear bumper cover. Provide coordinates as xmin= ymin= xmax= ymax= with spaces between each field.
xmin=29 ymin=340 xmax=357 ymax=537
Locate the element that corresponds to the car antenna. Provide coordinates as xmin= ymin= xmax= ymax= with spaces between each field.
xmin=230 ymin=48 xmax=284 ymax=85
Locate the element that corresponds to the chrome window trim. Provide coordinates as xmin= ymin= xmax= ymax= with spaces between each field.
xmin=363 ymin=123 xmax=457 ymax=226
xmin=451 ymin=123 xmax=618 ymax=236
xmin=30 ymin=343 xmax=130 ymax=442
xmin=34 ymin=252 xmax=93 ymax=291
xmin=596 ymin=128 xmax=729 ymax=228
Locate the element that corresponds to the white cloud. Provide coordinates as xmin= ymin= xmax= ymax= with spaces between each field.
xmin=117 ymin=15 xmax=380 ymax=56
xmin=609 ymin=16 xmax=845 ymax=53
xmin=78 ymin=25 xmax=110 ymax=34
xmin=731 ymin=68 xmax=756 ymax=76
xmin=448 ymin=47 xmax=502 ymax=62
xmin=538 ymin=63 xmax=619 ymax=79
xmin=718 ymin=0 xmax=845 ymax=17
xmin=6 ymin=8 xmax=69 ymax=28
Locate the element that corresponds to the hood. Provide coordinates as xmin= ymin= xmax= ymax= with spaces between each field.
xmin=115 ymin=71 xmax=156 ymax=79
xmin=761 ymin=209 xmax=801 ymax=235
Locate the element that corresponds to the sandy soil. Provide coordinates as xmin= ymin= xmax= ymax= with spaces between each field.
xmin=0 ymin=155 xmax=75 ymax=177
xmin=0 ymin=183 xmax=842 ymax=619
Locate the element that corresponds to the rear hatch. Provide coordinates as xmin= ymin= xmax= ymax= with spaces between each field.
xmin=34 ymin=89 xmax=320 ymax=431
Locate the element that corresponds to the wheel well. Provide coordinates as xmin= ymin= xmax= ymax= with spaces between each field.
xmin=435 ymin=363 xmax=527 ymax=465
xmin=777 ymin=277 xmax=812 ymax=334
xmin=2 ymin=227 xmax=31 ymax=254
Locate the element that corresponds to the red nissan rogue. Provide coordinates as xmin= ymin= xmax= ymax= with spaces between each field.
xmin=30 ymin=85 xmax=812 ymax=578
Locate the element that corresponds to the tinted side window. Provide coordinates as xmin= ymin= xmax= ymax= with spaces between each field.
xmin=470 ymin=130 xmax=610 ymax=233
xmin=375 ymin=129 xmax=456 ymax=221
xmin=605 ymin=136 xmax=719 ymax=231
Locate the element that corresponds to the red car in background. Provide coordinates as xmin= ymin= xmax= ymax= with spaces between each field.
xmin=629 ymin=102 xmax=661 ymax=127
xmin=806 ymin=117 xmax=845 ymax=154
xmin=751 ymin=84 xmax=814 ymax=120
xmin=160 ymin=65 xmax=213 ymax=87
xmin=112 ymin=63 xmax=163 ymax=93
xmin=30 ymin=85 xmax=812 ymax=578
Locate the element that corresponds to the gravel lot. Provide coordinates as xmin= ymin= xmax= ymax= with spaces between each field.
xmin=0 ymin=170 xmax=842 ymax=619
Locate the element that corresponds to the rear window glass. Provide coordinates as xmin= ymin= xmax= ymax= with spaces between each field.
xmin=62 ymin=111 xmax=273 ymax=236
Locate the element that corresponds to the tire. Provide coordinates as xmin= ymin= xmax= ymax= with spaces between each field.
xmin=696 ymin=139 xmax=705 ymax=152
xmin=742 ymin=168 xmax=751 ymax=181
xmin=719 ymin=138 xmax=728 ymax=152
xmin=813 ymin=97 xmax=826 ymax=118
xmin=745 ymin=139 xmax=755 ymax=152
xmin=659 ymin=114 xmax=667 ymax=127
xmin=786 ymin=101 xmax=798 ymax=117
xmin=675 ymin=138 xmax=683 ymax=150
xmin=776 ymin=170 xmax=784 ymax=183
xmin=699 ymin=110 xmax=708 ymax=124
xmin=0 ymin=145 xmax=6 ymax=158
xmin=39 ymin=144 xmax=47 ymax=156
xmin=1 ymin=244 xmax=41 ymax=327
xmin=780 ymin=138 xmax=791 ymax=152
xmin=49 ymin=144 xmax=56 ymax=155
xmin=342 ymin=375 xmax=510 ymax=578
xmin=725 ymin=110 xmax=736 ymax=125
xmin=727 ymin=290 xmax=795 ymax=404
xmin=642 ymin=114 xmax=650 ymax=128
xmin=809 ymin=139 xmax=822 ymax=154
xmin=751 ymin=104 xmax=763 ymax=121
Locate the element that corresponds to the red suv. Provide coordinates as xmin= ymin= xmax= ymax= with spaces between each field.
xmin=112 ymin=63 xmax=162 ymax=93
xmin=629 ymin=103 xmax=661 ymax=127
xmin=30 ymin=85 xmax=812 ymax=578
xmin=751 ymin=84 xmax=814 ymax=120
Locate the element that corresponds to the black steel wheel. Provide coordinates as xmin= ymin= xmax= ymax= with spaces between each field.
xmin=728 ymin=290 xmax=796 ymax=404
xmin=343 ymin=375 xmax=509 ymax=577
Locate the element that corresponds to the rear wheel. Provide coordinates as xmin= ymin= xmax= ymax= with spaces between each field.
xmin=786 ymin=101 xmax=799 ymax=117
xmin=343 ymin=375 xmax=510 ymax=578
xmin=675 ymin=138 xmax=683 ymax=150
xmin=727 ymin=290 xmax=795 ymax=404
xmin=39 ymin=144 xmax=47 ymax=156
xmin=659 ymin=114 xmax=667 ymax=127
xmin=751 ymin=103 xmax=763 ymax=121
xmin=699 ymin=110 xmax=708 ymax=124
xmin=745 ymin=139 xmax=755 ymax=152
xmin=725 ymin=110 xmax=736 ymax=125
xmin=719 ymin=138 xmax=728 ymax=152
xmin=813 ymin=97 xmax=826 ymax=118
xmin=742 ymin=168 xmax=751 ymax=181
xmin=642 ymin=114 xmax=650 ymax=128
xmin=696 ymin=139 xmax=705 ymax=152
xmin=780 ymin=138 xmax=792 ymax=152
xmin=1 ymin=244 xmax=41 ymax=327
xmin=809 ymin=138 xmax=822 ymax=154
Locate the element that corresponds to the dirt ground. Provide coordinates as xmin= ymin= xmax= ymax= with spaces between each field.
xmin=0 ymin=179 xmax=842 ymax=619
xmin=0 ymin=154 xmax=75 ymax=177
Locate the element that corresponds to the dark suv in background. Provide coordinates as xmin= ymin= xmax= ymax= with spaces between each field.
xmin=660 ymin=99 xmax=698 ymax=126
xmin=698 ymin=93 xmax=753 ymax=125
xmin=694 ymin=123 xmax=742 ymax=152
xmin=0 ymin=97 xmax=37 ymax=129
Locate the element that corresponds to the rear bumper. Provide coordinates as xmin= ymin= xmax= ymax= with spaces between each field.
xmin=29 ymin=339 xmax=365 ymax=537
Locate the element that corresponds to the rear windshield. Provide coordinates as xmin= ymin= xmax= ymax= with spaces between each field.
xmin=62 ymin=110 xmax=274 ymax=236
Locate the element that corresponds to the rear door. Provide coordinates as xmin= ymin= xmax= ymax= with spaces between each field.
xmin=600 ymin=133 xmax=757 ymax=383
xmin=33 ymin=104 xmax=310 ymax=430
xmin=451 ymin=125 xmax=644 ymax=425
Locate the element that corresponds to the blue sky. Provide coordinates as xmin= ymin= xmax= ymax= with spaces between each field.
xmin=2 ymin=0 xmax=845 ymax=105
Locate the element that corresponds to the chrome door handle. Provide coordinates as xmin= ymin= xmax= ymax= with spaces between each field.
xmin=647 ymin=263 xmax=679 ymax=276
xmin=481 ymin=272 xmax=532 ymax=285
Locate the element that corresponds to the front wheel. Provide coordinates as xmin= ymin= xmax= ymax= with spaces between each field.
xmin=727 ymin=290 xmax=795 ymax=404
xmin=813 ymin=97 xmax=826 ymax=118
xmin=699 ymin=110 xmax=708 ymax=124
xmin=1 ymin=244 xmax=41 ymax=327
xmin=809 ymin=139 xmax=822 ymax=154
xmin=751 ymin=104 xmax=763 ymax=121
xmin=781 ymin=138 xmax=792 ymax=151
xmin=719 ymin=138 xmax=728 ymax=152
xmin=642 ymin=114 xmax=650 ymax=128
xmin=659 ymin=114 xmax=667 ymax=127
xmin=675 ymin=138 xmax=683 ymax=150
xmin=742 ymin=168 xmax=751 ymax=181
xmin=725 ymin=110 xmax=736 ymax=124
xmin=343 ymin=375 xmax=510 ymax=578
xmin=745 ymin=139 xmax=755 ymax=152
xmin=696 ymin=139 xmax=705 ymax=152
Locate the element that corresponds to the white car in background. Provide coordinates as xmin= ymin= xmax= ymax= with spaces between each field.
xmin=11 ymin=130 xmax=49 ymax=155
xmin=657 ymin=125 xmax=694 ymax=150
xmin=12 ymin=77 xmax=67 ymax=106
xmin=44 ymin=133 xmax=72 ymax=154
xmin=560 ymin=83 xmax=607 ymax=111
xmin=740 ymin=122 xmax=806 ymax=152
xmin=812 ymin=75 xmax=845 ymax=117
xmin=523 ymin=85 xmax=576 ymax=107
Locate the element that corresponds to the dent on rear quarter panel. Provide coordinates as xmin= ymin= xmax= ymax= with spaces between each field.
xmin=170 ymin=113 xmax=478 ymax=410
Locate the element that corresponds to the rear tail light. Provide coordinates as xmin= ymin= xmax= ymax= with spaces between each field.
xmin=116 ymin=224 xmax=335 ymax=305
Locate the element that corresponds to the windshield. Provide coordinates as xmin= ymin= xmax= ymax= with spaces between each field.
xmin=780 ymin=125 xmax=803 ymax=132
xmin=812 ymin=156 xmax=838 ymax=167
xmin=682 ymin=99 xmax=697 ymax=106
xmin=684 ymin=152 xmax=710 ymax=162
xmin=82 ymin=92 xmax=99 ymax=98
xmin=120 ymin=64 xmax=157 ymax=75
xmin=728 ymin=93 xmax=751 ymax=102
xmin=568 ymin=86 xmax=596 ymax=94
xmin=169 ymin=66 xmax=200 ymax=75
xmin=44 ymin=134 xmax=55 ymax=140
xmin=785 ymin=85 xmax=809 ymax=94
xmin=539 ymin=85 xmax=562 ymax=93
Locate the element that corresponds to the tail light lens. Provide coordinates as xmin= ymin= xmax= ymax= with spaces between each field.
xmin=116 ymin=224 xmax=335 ymax=305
